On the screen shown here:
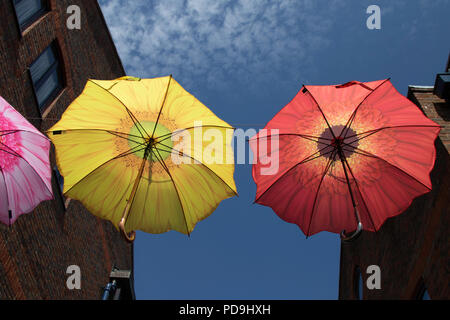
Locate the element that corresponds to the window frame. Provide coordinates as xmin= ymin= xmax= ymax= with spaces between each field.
xmin=11 ymin=0 xmax=49 ymax=32
xmin=28 ymin=42 xmax=65 ymax=116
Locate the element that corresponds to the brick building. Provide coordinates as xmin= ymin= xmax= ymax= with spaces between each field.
xmin=0 ymin=0 xmax=133 ymax=299
xmin=339 ymin=56 xmax=450 ymax=299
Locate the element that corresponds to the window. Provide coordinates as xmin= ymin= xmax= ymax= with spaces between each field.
xmin=53 ymin=166 xmax=64 ymax=194
xmin=53 ymin=166 xmax=66 ymax=211
xmin=13 ymin=0 xmax=48 ymax=31
xmin=417 ymin=282 xmax=432 ymax=300
xmin=354 ymin=266 xmax=364 ymax=300
xmin=421 ymin=289 xmax=431 ymax=300
xmin=53 ymin=166 xmax=71 ymax=211
xmin=29 ymin=43 xmax=64 ymax=113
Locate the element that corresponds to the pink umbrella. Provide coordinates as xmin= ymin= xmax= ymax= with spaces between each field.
xmin=0 ymin=96 xmax=53 ymax=225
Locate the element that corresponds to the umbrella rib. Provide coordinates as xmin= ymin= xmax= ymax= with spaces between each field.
xmin=49 ymin=128 xmax=147 ymax=152
xmin=2 ymin=129 xmax=49 ymax=142
xmin=154 ymin=143 xmax=237 ymax=196
xmin=154 ymin=125 xmax=235 ymax=143
xmin=0 ymin=141 xmax=54 ymax=201
xmin=254 ymin=133 xmax=331 ymax=141
xmin=152 ymin=147 xmax=191 ymax=236
xmin=338 ymin=149 xmax=357 ymax=209
xmin=140 ymin=150 xmax=153 ymax=224
xmin=47 ymin=128 xmax=146 ymax=140
xmin=0 ymin=130 xmax=20 ymax=137
xmin=342 ymin=129 xmax=382 ymax=146
xmin=125 ymin=107 xmax=150 ymax=140
xmin=106 ymin=130 xmax=147 ymax=147
xmin=91 ymin=79 xmax=150 ymax=139
xmin=0 ymin=141 xmax=21 ymax=157
xmin=151 ymin=75 xmax=173 ymax=139
xmin=340 ymin=111 xmax=357 ymax=141
xmin=338 ymin=78 xmax=391 ymax=139
xmin=0 ymin=167 xmax=11 ymax=226
xmin=341 ymin=143 xmax=432 ymax=191
xmin=303 ymin=87 xmax=337 ymax=140
xmin=341 ymin=146 xmax=376 ymax=159
xmin=88 ymin=80 xmax=150 ymax=139
xmin=340 ymin=153 xmax=377 ymax=232
xmin=3 ymin=162 xmax=43 ymax=214
xmin=250 ymin=133 xmax=332 ymax=145
xmin=0 ymin=146 xmax=21 ymax=158
xmin=104 ymin=80 xmax=121 ymax=91
xmin=300 ymin=149 xmax=335 ymax=164
xmin=121 ymin=147 xmax=154 ymax=232
xmin=63 ymin=144 xmax=147 ymax=195
xmin=342 ymin=124 xmax=441 ymax=145
xmin=253 ymin=144 xmax=336 ymax=204
xmin=306 ymin=150 xmax=337 ymax=237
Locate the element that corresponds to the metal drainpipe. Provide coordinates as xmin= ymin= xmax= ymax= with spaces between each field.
xmin=102 ymin=280 xmax=117 ymax=300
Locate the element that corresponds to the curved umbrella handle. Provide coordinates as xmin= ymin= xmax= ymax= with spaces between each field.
xmin=340 ymin=221 xmax=363 ymax=242
xmin=119 ymin=217 xmax=136 ymax=243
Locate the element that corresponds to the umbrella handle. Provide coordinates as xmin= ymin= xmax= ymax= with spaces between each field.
xmin=340 ymin=221 xmax=363 ymax=242
xmin=119 ymin=217 xmax=136 ymax=242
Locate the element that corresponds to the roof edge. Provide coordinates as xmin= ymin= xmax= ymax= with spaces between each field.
xmin=408 ymin=85 xmax=434 ymax=91
xmin=407 ymin=85 xmax=434 ymax=99
xmin=94 ymin=0 xmax=126 ymax=76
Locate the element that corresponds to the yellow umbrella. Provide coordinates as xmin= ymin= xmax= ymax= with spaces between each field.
xmin=47 ymin=76 xmax=237 ymax=241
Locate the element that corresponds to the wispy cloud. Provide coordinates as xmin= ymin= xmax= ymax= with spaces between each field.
xmin=98 ymin=0 xmax=343 ymax=91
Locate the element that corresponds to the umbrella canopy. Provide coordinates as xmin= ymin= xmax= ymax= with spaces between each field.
xmin=47 ymin=76 xmax=237 ymax=241
xmin=250 ymin=79 xmax=440 ymax=239
xmin=0 ymin=96 xmax=53 ymax=225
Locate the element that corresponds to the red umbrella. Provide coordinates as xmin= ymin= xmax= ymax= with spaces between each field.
xmin=250 ymin=79 xmax=440 ymax=240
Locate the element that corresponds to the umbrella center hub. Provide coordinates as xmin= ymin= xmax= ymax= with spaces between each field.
xmin=331 ymin=136 xmax=344 ymax=148
xmin=318 ymin=125 xmax=358 ymax=160
xmin=128 ymin=121 xmax=173 ymax=162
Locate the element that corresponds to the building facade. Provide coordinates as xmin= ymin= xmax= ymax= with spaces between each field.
xmin=339 ymin=56 xmax=450 ymax=299
xmin=0 ymin=0 xmax=133 ymax=299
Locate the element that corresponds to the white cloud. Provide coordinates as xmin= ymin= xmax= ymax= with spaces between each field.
xmin=98 ymin=0 xmax=343 ymax=91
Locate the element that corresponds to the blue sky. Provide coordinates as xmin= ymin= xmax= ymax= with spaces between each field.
xmin=98 ymin=0 xmax=450 ymax=299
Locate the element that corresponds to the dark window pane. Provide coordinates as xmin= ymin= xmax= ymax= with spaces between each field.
xmin=35 ymin=69 xmax=59 ymax=106
xmin=13 ymin=0 xmax=47 ymax=30
xmin=354 ymin=266 xmax=363 ymax=300
xmin=53 ymin=167 xmax=66 ymax=212
xmin=358 ymin=272 xmax=363 ymax=300
xmin=54 ymin=167 xmax=64 ymax=193
xmin=29 ymin=47 xmax=56 ymax=84
xmin=29 ymin=43 xmax=63 ymax=111
xmin=422 ymin=288 xmax=431 ymax=300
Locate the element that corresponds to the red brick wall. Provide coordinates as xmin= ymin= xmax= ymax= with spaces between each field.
xmin=0 ymin=0 xmax=132 ymax=299
xmin=412 ymin=91 xmax=450 ymax=150
xmin=338 ymin=87 xmax=449 ymax=300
